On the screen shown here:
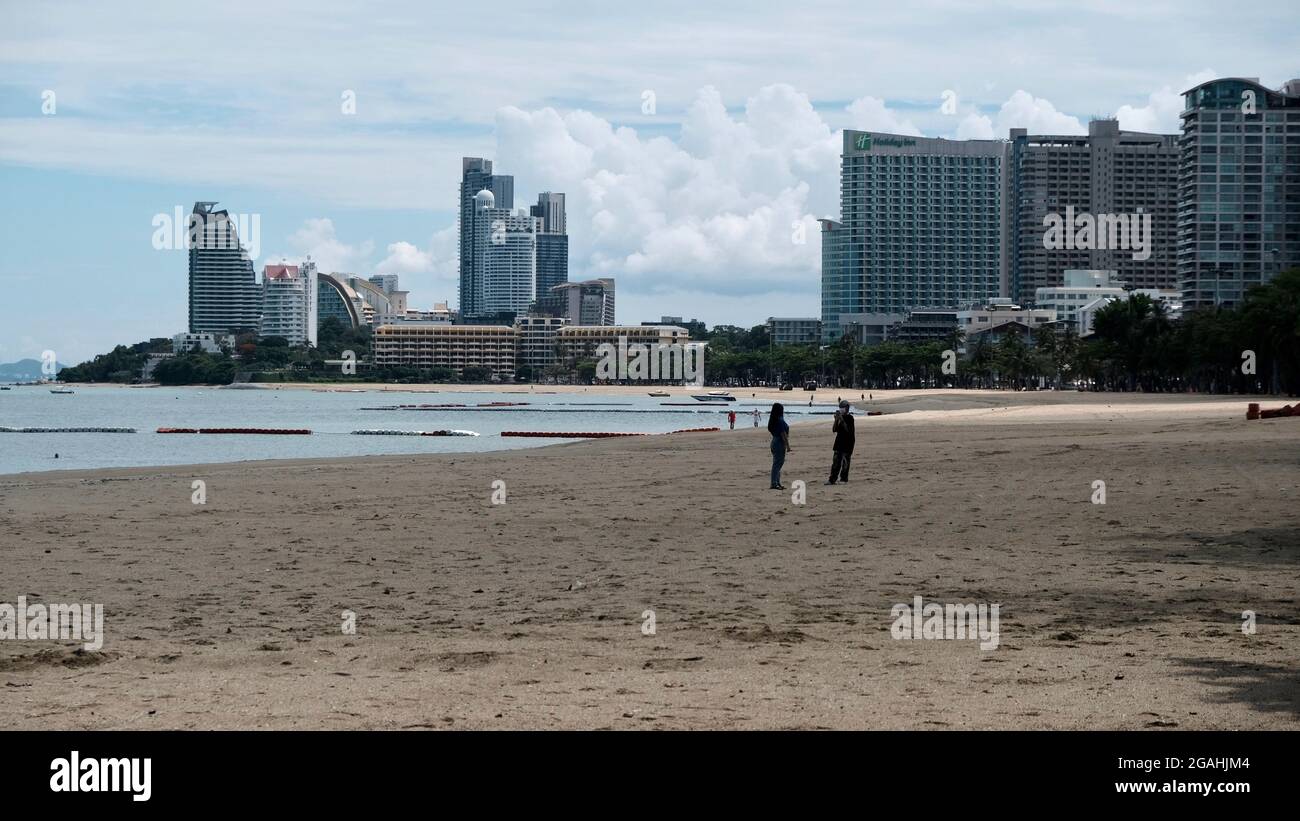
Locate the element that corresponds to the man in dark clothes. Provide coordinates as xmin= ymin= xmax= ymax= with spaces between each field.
xmin=826 ymin=399 xmax=854 ymax=485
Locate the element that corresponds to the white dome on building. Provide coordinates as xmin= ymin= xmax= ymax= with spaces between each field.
xmin=473 ymin=188 xmax=495 ymax=208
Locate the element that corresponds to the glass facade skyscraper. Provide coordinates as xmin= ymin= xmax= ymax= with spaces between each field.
xmin=531 ymin=192 xmax=568 ymax=300
xmin=466 ymin=189 xmax=537 ymax=317
xmin=459 ymin=157 xmax=515 ymax=318
xmin=821 ymin=131 xmax=1008 ymax=342
xmin=187 ymin=202 xmax=261 ymax=334
xmin=1178 ymin=78 xmax=1300 ymax=310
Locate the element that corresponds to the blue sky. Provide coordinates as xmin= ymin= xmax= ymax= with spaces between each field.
xmin=1 ymin=0 xmax=1297 ymax=364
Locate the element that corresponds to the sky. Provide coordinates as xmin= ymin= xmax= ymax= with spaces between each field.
xmin=1 ymin=0 xmax=1297 ymax=364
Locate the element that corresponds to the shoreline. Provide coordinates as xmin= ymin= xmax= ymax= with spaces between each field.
xmin=0 ymin=392 xmax=1270 ymax=480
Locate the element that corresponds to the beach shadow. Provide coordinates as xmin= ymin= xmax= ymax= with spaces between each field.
xmin=1172 ymin=657 xmax=1300 ymax=721
xmin=1112 ymin=526 xmax=1300 ymax=568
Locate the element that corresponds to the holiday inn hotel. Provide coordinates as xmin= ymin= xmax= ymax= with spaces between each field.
xmin=821 ymin=130 xmax=1009 ymax=342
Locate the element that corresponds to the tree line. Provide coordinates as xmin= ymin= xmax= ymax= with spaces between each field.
xmin=703 ymin=269 xmax=1299 ymax=395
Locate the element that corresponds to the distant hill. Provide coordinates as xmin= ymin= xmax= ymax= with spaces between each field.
xmin=0 ymin=358 xmax=66 ymax=382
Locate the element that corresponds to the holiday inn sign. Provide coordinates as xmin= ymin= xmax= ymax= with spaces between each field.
xmin=853 ymin=133 xmax=917 ymax=150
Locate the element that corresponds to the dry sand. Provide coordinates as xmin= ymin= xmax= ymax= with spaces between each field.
xmin=1 ymin=391 xmax=1297 ymax=729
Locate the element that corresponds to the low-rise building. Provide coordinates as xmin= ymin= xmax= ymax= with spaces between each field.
xmin=885 ymin=310 xmax=959 ymax=344
xmin=1077 ymin=289 xmax=1183 ymax=337
xmin=767 ymin=317 xmax=822 ymax=346
xmin=554 ymin=324 xmax=691 ymax=363
xmin=957 ymin=299 xmax=1056 ymax=339
xmin=172 ymin=332 xmax=234 ymax=354
xmin=372 ymin=324 xmax=517 ymax=379
xmin=142 ymin=352 xmax=174 ymax=380
xmin=836 ymin=312 xmax=906 ymax=346
xmin=514 ymin=316 xmax=570 ymax=373
xmin=1034 ymin=270 xmax=1127 ymax=335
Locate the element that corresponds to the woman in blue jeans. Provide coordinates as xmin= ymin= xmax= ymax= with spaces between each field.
xmin=767 ymin=402 xmax=790 ymax=489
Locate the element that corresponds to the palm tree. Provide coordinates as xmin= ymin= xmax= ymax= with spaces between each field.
xmin=966 ymin=336 xmax=994 ymax=388
xmin=1240 ymin=268 xmax=1300 ymax=395
xmin=1091 ymin=294 xmax=1169 ymax=391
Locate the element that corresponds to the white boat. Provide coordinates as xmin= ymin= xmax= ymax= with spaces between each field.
xmin=49 ymin=388 xmax=75 ymax=394
xmin=691 ymin=393 xmax=735 ymax=402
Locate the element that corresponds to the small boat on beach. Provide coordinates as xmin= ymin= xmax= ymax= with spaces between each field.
xmin=647 ymin=391 xmax=670 ymax=397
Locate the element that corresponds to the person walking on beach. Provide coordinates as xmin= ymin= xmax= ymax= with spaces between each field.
xmin=768 ymin=403 xmax=790 ymax=489
xmin=825 ymin=399 xmax=854 ymax=485
xmin=752 ymin=408 xmax=760 ymax=427
xmin=728 ymin=410 xmax=736 ymax=430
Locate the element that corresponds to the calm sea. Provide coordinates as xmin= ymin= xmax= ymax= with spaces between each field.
xmin=0 ymin=386 xmax=832 ymax=475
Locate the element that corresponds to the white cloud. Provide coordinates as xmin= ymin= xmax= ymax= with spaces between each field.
xmin=1115 ymin=69 xmax=1217 ymax=132
xmin=955 ymin=112 xmax=995 ymax=140
xmin=277 ymin=218 xmax=374 ymax=275
xmin=488 ymin=84 xmax=841 ymax=302
xmin=373 ymin=224 xmax=460 ymax=300
xmin=845 ymin=96 xmax=924 ymax=137
xmin=948 ymin=89 xmax=1087 ymax=141
xmin=374 ymin=241 xmax=431 ymax=275
xmin=996 ymin=90 xmax=1086 ymax=135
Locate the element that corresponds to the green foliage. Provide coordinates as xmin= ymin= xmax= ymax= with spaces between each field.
xmin=153 ymin=353 xmax=237 ymax=385
xmin=57 ymin=338 xmax=173 ymax=383
xmin=315 ymin=318 xmax=372 ymax=360
xmin=459 ymin=365 xmax=492 ymax=383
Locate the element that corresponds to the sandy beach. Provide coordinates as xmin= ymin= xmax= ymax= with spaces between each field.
xmin=1 ymin=390 xmax=1296 ymax=729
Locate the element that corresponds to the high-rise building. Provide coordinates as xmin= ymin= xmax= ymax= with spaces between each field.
xmin=531 ymin=192 xmax=569 ymax=299
xmin=530 ymin=191 xmax=566 ymax=234
xmin=459 ymin=158 xmax=515 ymax=318
xmin=261 ymin=262 xmax=314 ymax=346
xmin=188 ymin=202 xmax=261 ymax=333
xmin=1009 ymin=119 xmax=1179 ymax=305
xmin=535 ymin=234 xmax=568 ymax=300
xmin=467 ymin=190 xmax=537 ymax=316
xmin=1178 ymin=77 xmax=1300 ymax=310
xmin=821 ymin=131 xmax=1008 ymax=342
xmin=532 ymin=278 xmax=615 ymax=325
xmin=317 ymin=273 xmax=364 ymax=330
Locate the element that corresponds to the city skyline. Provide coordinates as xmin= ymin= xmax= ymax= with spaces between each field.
xmin=3 ymin=0 xmax=1299 ymax=363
